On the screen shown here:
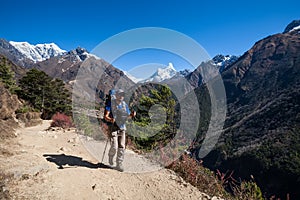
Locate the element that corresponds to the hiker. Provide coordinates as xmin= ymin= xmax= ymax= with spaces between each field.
xmin=104 ymin=89 xmax=135 ymax=172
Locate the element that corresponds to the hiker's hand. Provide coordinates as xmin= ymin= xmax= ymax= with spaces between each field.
xmin=130 ymin=111 xmax=136 ymax=118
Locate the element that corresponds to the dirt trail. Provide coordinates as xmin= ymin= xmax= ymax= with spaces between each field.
xmin=0 ymin=121 xmax=221 ymax=200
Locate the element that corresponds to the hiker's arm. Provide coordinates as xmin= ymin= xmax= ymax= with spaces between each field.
xmin=104 ymin=110 xmax=115 ymax=123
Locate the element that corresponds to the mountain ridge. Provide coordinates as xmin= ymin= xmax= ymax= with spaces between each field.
xmin=0 ymin=38 xmax=34 ymax=68
xmin=194 ymin=20 xmax=300 ymax=199
xmin=283 ymin=19 xmax=300 ymax=33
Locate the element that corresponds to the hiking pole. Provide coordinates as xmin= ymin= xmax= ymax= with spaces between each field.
xmin=101 ymin=137 xmax=109 ymax=163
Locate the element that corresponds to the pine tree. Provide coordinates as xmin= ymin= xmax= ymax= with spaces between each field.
xmin=18 ymin=69 xmax=72 ymax=119
xmin=128 ymin=84 xmax=177 ymax=150
xmin=0 ymin=56 xmax=19 ymax=93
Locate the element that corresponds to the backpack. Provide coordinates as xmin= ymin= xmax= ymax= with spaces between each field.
xmin=99 ymin=90 xmax=119 ymax=134
xmin=104 ymin=90 xmax=115 ymax=120
xmin=113 ymin=100 xmax=129 ymax=126
xmin=100 ymin=90 xmax=130 ymax=134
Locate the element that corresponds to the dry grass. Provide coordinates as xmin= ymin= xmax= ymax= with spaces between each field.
xmin=0 ymin=172 xmax=12 ymax=200
xmin=167 ymin=154 xmax=264 ymax=200
xmin=0 ymin=141 xmax=13 ymax=199
xmin=0 ymin=119 xmax=18 ymax=140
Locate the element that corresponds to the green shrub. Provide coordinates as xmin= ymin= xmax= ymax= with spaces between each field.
xmin=233 ymin=181 xmax=264 ymax=200
xmin=73 ymin=113 xmax=94 ymax=136
xmin=16 ymin=105 xmax=38 ymax=113
xmin=0 ymin=56 xmax=19 ymax=94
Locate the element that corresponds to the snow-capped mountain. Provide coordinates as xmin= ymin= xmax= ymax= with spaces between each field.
xmin=65 ymin=47 xmax=96 ymax=62
xmin=143 ymin=63 xmax=177 ymax=83
xmin=9 ymin=41 xmax=66 ymax=62
xmin=283 ymin=20 xmax=300 ymax=33
xmin=0 ymin=38 xmax=34 ymax=68
xmin=290 ymin=25 xmax=300 ymax=32
xmin=212 ymin=54 xmax=239 ymax=72
xmin=125 ymin=63 xmax=194 ymax=83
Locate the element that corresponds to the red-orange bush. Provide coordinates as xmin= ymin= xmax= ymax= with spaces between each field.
xmin=167 ymin=154 xmax=229 ymax=198
xmin=51 ymin=113 xmax=73 ymax=129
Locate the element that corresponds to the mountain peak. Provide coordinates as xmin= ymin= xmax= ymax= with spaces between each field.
xmin=67 ymin=47 xmax=91 ymax=61
xmin=166 ymin=62 xmax=175 ymax=70
xmin=283 ymin=20 xmax=300 ymax=33
xmin=75 ymin=46 xmax=89 ymax=54
xmin=144 ymin=63 xmax=177 ymax=83
xmin=212 ymin=54 xmax=239 ymax=72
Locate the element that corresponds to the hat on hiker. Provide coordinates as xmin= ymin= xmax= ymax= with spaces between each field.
xmin=116 ymin=89 xmax=125 ymax=96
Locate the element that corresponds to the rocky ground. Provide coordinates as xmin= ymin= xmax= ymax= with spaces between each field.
xmin=0 ymin=120 xmax=223 ymax=200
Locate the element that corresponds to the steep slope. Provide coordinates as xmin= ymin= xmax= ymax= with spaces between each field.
xmin=32 ymin=47 xmax=88 ymax=82
xmin=195 ymin=21 xmax=300 ymax=199
xmin=0 ymin=82 xmax=20 ymax=139
xmin=0 ymin=39 xmax=34 ymax=68
xmin=0 ymin=54 xmax=27 ymax=81
xmin=186 ymin=54 xmax=239 ymax=89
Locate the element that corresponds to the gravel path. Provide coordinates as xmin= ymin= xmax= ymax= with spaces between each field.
xmin=0 ymin=120 xmax=222 ymax=200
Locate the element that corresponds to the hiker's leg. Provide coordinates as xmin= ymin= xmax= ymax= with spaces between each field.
xmin=108 ymin=131 xmax=117 ymax=165
xmin=117 ymin=129 xmax=126 ymax=149
xmin=116 ymin=129 xmax=126 ymax=171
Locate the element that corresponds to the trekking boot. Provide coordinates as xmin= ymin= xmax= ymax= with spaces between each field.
xmin=116 ymin=163 xmax=124 ymax=172
xmin=116 ymin=148 xmax=125 ymax=172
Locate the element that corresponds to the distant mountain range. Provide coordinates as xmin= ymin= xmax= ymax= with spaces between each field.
xmin=0 ymin=37 xmax=239 ymax=87
xmin=0 ymin=39 xmax=133 ymax=103
xmin=125 ymin=55 xmax=238 ymax=84
xmin=125 ymin=63 xmax=189 ymax=83
xmin=9 ymin=41 xmax=66 ymax=62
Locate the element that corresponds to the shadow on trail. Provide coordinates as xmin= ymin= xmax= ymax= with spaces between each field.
xmin=43 ymin=154 xmax=111 ymax=169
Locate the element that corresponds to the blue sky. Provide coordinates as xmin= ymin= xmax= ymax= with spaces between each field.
xmin=1 ymin=0 xmax=299 ymax=73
